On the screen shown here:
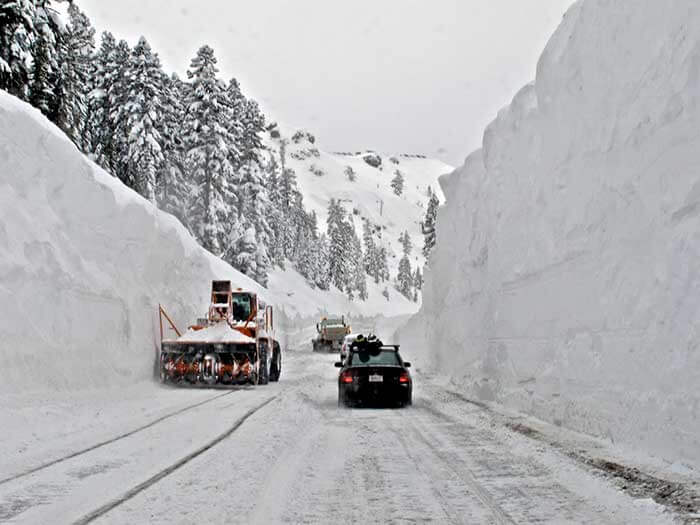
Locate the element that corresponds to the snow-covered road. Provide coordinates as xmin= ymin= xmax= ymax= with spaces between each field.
xmin=0 ymin=352 xmax=680 ymax=524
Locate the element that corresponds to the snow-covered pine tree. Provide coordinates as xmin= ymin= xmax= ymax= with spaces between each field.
xmin=327 ymin=199 xmax=350 ymax=291
xmin=414 ymin=266 xmax=423 ymax=290
xmin=234 ymin=225 xmax=258 ymax=279
xmin=422 ymin=190 xmax=439 ymax=260
xmin=254 ymin=243 xmax=270 ymax=287
xmin=29 ymin=4 xmax=60 ymax=116
xmin=223 ymin=78 xmax=245 ymax=171
xmin=263 ymin=152 xmax=285 ymax=269
xmin=396 ymin=255 xmax=413 ymax=299
xmin=241 ymin=97 xmax=265 ymax=166
xmin=362 ymin=219 xmax=383 ymax=284
xmin=279 ymin=166 xmax=300 ymax=259
xmin=395 ymin=230 xmax=414 ymax=299
xmin=54 ymin=3 xmax=94 ymax=150
xmin=87 ymin=32 xmax=116 ymax=170
xmin=313 ymin=234 xmax=331 ymax=291
xmin=156 ymin=73 xmax=190 ymax=225
xmin=391 ymin=169 xmax=405 ymax=196
xmin=236 ymin=160 xmax=273 ymax=285
xmin=28 ymin=24 xmax=53 ymax=113
xmin=119 ymin=36 xmax=165 ymax=201
xmin=399 ymin=230 xmax=413 ymax=257
xmin=182 ymin=45 xmax=236 ymax=255
xmin=377 ymin=245 xmax=390 ymax=282
xmin=0 ymin=0 xmax=36 ymax=98
xmin=350 ymin=227 xmax=368 ymax=301
xmin=344 ymin=165 xmax=356 ymax=182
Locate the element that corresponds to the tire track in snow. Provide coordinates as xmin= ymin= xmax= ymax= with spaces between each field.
xmin=398 ymin=408 xmax=517 ymax=525
xmin=0 ymin=390 xmax=237 ymax=487
xmin=73 ymin=395 xmax=278 ymax=525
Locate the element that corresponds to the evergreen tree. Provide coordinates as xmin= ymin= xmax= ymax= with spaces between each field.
xmin=327 ymin=199 xmax=350 ymax=291
xmin=414 ymin=266 xmax=423 ymax=290
xmin=344 ymin=165 xmax=356 ymax=182
xmin=264 ymin=152 xmax=285 ymax=268
xmin=29 ymin=7 xmax=59 ymax=116
xmin=234 ymin=226 xmax=258 ymax=279
xmin=349 ymin=226 xmax=367 ymax=301
xmin=254 ymin=243 xmax=270 ymax=287
xmin=0 ymin=0 xmax=36 ymax=98
xmin=396 ymin=255 xmax=413 ymax=299
xmin=391 ymin=169 xmax=404 ymax=196
xmin=241 ymin=97 xmax=264 ymax=165
xmin=88 ymin=32 xmax=119 ymax=173
xmin=182 ymin=45 xmax=236 ymax=255
xmin=422 ymin=190 xmax=440 ymax=260
xmin=313 ymin=234 xmax=331 ymax=290
xmin=156 ymin=72 xmax=190 ymax=224
xmin=54 ymin=3 xmax=95 ymax=149
xmin=399 ymin=230 xmax=412 ymax=257
xmin=377 ymin=245 xmax=390 ymax=282
xmin=362 ymin=219 xmax=378 ymax=282
xmin=119 ymin=36 xmax=165 ymax=201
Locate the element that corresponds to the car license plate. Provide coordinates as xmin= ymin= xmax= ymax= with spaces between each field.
xmin=369 ymin=374 xmax=383 ymax=383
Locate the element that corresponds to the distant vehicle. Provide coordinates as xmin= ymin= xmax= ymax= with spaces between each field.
xmin=312 ymin=316 xmax=350 ymax=353
xmin=335 ymin=339 xmax=412 ymax=408
xmin=158 ymin=280 xmax=282 ymax=386
xmin=340 ymin=334 xmax=358 ymax=361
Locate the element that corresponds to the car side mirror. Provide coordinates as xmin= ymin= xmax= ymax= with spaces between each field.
xmin=403 ymin=362 xmax=411 ymax=368
xmin=334 ymin=362 xmax=343 ymax=368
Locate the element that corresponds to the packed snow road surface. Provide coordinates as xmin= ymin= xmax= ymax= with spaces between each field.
xmin=0 ymin=353 xmax=676 ymax=524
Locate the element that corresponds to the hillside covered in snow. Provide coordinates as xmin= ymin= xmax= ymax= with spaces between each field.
xmin=266 ymin=124 xmax=451 ymax=279
xmin=400 ymin=0 xmax=700 ymax=469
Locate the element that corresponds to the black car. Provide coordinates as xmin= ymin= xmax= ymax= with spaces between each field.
xmin=335 ymin=342 xmax=412 ymax=408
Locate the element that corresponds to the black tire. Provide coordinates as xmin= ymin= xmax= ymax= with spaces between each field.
xmin=270 ymin=341 xmax=282 ymax=382
xmin=258 ymin=347 xmax=269 ymax=385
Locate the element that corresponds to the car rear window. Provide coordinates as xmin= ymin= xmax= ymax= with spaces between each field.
xmin=348 ymin=350 xmax=401 ymax=366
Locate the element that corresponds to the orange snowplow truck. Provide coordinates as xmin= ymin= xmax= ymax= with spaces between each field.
xmin=158 ymin=280 xmax=282 ymax=385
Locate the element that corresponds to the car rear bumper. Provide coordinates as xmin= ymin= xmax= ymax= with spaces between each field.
xmin=339 ymin=383 xmax=412 ymax=406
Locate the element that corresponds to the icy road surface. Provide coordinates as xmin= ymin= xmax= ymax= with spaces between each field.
xmin=0 ymin=353 xmax=676 ymax=524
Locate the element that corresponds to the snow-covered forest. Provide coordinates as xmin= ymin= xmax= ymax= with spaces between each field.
xmin=0 ymin=0 xmax=442 ymax=302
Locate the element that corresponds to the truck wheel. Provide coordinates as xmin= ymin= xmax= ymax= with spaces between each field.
xmin=258 ymin=348 xmax=269 ymax=385
xmin=270 ymin=342 xmax=282 ymax=382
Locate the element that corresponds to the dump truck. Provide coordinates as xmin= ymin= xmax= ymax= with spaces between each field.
xmin=158 ymin=280 xmax=282 ymax=385
xmin=312 ymin=316 xmax=350 ymax=353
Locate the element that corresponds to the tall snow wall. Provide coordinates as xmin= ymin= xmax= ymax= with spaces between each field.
xmin=0 ymin=92 xmax=264 ymax=395
xmin=401 ymin=0 xmax=700 ymax=468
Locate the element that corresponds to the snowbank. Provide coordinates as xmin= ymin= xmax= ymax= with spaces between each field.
xmin=0 ymin=92 xmax=268 ymax=394
xmin=400 ymin=0 xmax=700 ymax=468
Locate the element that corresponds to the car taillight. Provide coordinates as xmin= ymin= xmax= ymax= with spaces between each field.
xmin=399 ymin=372 xmax=410 ymax=383
xmin=340 ymin=372 xmax=354 ymax=383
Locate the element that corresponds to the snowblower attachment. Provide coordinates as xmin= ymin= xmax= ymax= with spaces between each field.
xmin=158 ymin=280 xmax=281 ymax=386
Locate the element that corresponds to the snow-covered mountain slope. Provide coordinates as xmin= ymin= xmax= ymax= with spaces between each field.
xmin=0 ymin=92 xmax=414 ymax=394
xmin=399 ymin=0 xmax=700 ymax=469
xmin=266 ymin=125 xmax=452 ymax=274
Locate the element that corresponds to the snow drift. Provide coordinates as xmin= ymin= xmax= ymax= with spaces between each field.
xmin=401 ymin=0 xmax=700 ymax=468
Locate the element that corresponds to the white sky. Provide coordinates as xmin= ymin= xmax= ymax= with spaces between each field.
xmin=76 ymin=0 xmax=573 ymax=166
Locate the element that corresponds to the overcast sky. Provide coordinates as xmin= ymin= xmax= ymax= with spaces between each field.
xmin=77 ymin=0 xmax=573 ymax=167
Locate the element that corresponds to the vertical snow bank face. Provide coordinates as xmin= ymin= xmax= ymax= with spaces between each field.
xmin=0 ymin=92 xmax=263 ymax=395
xmin=402 ymin=0 xmax=700 ymax=467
